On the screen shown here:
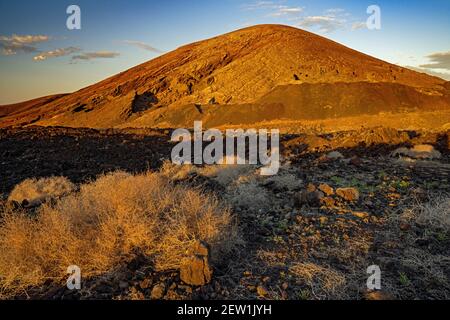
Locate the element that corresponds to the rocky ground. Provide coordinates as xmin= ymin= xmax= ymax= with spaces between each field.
xmin=1 ymin=126 xmax=449 ymax=300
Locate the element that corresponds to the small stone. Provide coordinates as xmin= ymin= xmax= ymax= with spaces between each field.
xmin=281 ymin=282 xmax=289 ymax=290
xmin=336 ymin=187 xmax=360 ymax=202
xmin=306 ymin=183 xmax=317 ymax=192
xmin=399 ymin=222 xmax=411 ymax=231
xmin=319 ymin=216 xmax=328 ymax=224
xmin=257 ymin=286 xmax=269 ymax=297
xmin=327 ymin=151 xmax=344 ymax=160
xmin=139 ymin=278 xmax=153 ymax=290
xmin=352 ymin=211 xmax=369 ymax=219
xmin=364 ymin=290 xmax=394 ymax=300
xmin=350 ymin=156 xmax=362 ymax=166
xmin=320 ymin=197 xmax=336 ymax=208
xmin=151 ymin=283 xmax=166 ymax=300
xmin=319 ymin=183 xmax=334 ymax=196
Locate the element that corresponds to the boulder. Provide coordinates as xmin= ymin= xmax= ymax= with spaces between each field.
xmin=391 ymin=144 xmax=441 ymax=160
xmin=336 ymin=187 xmax=360 ymax=202
xmin=180 ymin=240 xmax=213 ymax=286
xmin=318 ymin=183 xmax=334 ymax=196
xmin=326 ymin=151 xmax=344 ymax=160
xmin=352 ymin=211 xmax=369 ymax=219
xmin=150 ymin=283 xmax=166 ymax=300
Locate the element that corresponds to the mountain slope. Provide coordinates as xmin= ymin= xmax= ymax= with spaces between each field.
xmin=1 ymin=24 xmax=449 ymax=129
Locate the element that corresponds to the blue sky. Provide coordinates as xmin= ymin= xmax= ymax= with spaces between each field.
xmin=0 ymin=0 xmax=449 ymax=104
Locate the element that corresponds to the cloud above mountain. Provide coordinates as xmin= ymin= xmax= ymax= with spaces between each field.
xmin=242 ymin=1 xmax=303 ymax=17
xmin=405 ymin=65 xmax=450 ymax=81
xmin=71 ymin=51 xmax=120 ymax=61
xmin=0 ymin=34 xmax=50 ymax=55
xmin=242 ymin=2 xmax=364 ymax=34
xmin=295 ymin=8 xmax=350 ymax=33
xmin=33 ymin=47 xmax=81 ymax=61
xmin=123 ymin=40 xmax=163 ymax=53
xmin=351 ymin=21 xmax=367 ymax=30
xmin=420 ymin=51 xmax=450 ymax=70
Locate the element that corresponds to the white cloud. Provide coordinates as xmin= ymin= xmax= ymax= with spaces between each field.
xmin=293 ymin=7 xmax=349 ymax=33
xmin=123 ymin=40 xmax=163 ymax=53
xmin=71 ymin=51 xmax=120 ymax=61
xmin=268 ymin=6 xmax=304 ymax=17
xmin=351 ymin=22 xmax=367 ymax=30
xmin=241 ymin=1 xmax=276 ymax=11
xmin=420 ymin=51 xmax=450 ymax=70
xmin=405 ymin=65 xmax=450 ymax=81
xmin=242 ymin=1 xmax=303 ymax=17
xmin=0 ymin=34 xmax=50 ymax=44
xmin=33 ymin=47 xmax=81 ymax=61
xmin=242 ymin=2 xmax=366 ymax=34
xmin=0 ymin=34 xmax=50 ymax=55
xmin=297 ymin=15 xmax=346 ymax=33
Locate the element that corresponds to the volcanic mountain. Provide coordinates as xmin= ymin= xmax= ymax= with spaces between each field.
xmin=1 ymin=24 xmax=449 ymax=129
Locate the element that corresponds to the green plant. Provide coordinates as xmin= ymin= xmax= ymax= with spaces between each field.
xmin=399 ymin=272 xmax=410 ymax=286
xmin=298 ymin=289 xmax=311 ymax=300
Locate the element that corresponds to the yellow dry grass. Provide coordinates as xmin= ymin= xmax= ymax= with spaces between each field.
xmin=0 ymin=170 xmax=238 ymax=298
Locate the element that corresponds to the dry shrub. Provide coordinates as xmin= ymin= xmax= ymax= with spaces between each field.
xmin=0 ymin=171 xmax=238 ymax=298
xmin=264 ymin=173 xmax=302 ymax=191
xmin=8 ymin=177 xmax=75 ymax=206
xmin=159 ymin=160 xmax=271 ymax=211
xmin=379 ymin=195 xmax=450 ymax=299
xmin=289 ymin=262 xmax=347 ymax=300
xmin=198 ymin=164 xmax=255 ymax=187
xmin=159 ymin=160 xmax=195 ymax=181
xmin=414 ymin=196 xmax=450 ymax=233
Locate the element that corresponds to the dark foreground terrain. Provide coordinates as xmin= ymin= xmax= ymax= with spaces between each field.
xmin=0 ymin=126 xmax=449 ymax=300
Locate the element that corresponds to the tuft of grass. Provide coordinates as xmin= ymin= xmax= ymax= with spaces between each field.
xmin=289 ymin=263 xmax=346 ymax=300
xmin=8 ymin=177 xmax=76 ymax=206
xmin=0 ymin=170 xmax=239 ymax=298
xmin=399 ymin=272 xmax=410 ymax=286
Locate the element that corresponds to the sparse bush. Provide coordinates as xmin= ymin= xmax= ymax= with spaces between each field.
xmin=0 ymin=171 xmax=238 ymax=298
xmin=199 ymin=164 xmax=254 ymax=187
xmin=8 ymin=176 xmax=76 ymax=206
xmin=159 ymin=160 xmax=195 ymax=181
xmin=289 ymin=262 xmax=347 ymax=300
xmin=379 ymin=195 xmax=450 ymax=299
xmin=265 ymin=173 xmax=302 ymax=191
xmin=414 ymin=196 xmax=450 ymax=233
xmin=226 ymin=179 xmax=271 ymax=212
